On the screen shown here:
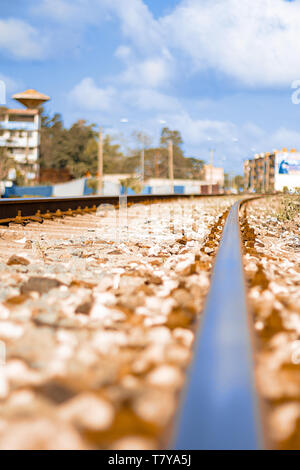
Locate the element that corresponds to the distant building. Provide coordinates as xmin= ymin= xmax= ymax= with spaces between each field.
xmin=244 ymin=149 xmax=300 ymax=192
xmin=0 ymin=89 xmax=50 ymax=181
xmin=201 ymin=164 xmax=224 ymax=187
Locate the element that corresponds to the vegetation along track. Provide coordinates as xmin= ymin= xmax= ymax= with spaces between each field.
xmin=241 ymin=195 xmax=300 ymax=450
xmin=0 ymin=194 xmax=236 ymax=450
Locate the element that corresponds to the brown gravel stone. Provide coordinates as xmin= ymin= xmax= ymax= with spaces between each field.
xmin=20 ymin=277 xmax=63 ymax=294
xmin=7 ymin=255 xmax=30 ymax=266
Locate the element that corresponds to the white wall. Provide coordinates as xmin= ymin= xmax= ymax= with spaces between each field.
xmin=275 ymin=152 xmax=300 ymax=190
xmin=275 ymin=174 xmax=300 ymax=191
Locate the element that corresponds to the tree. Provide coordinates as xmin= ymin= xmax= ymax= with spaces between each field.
xmin=0 ymin=147 xmax=14 ymax=180
xmin=183 ymin=156 xmax=204 ymax=179
xmin=40 ymin=111 xmax=97 ymax=177
xmin=83 ymin=134 xmax=125 ymax=175
xmin=160 ymin=127 xmax=197 ymax=178
xmin=160 ymin=127 xmax=183 ymax=149
xmin=119 ymin=176 xmax=143 ymax=194
xmin=232 ymin=175 xmax=244 ymax=193
xmin=39 ymin=111 xmax=67 ymax=170
xmin=62 ymin=120 xmax=96 ymax=177
xmin=224 ymin=173 xmax=230 ymax=191
xmin=40 ymin=109 xmax=126 ymax=179
xmin=132 ymin=130 xmax=152 ymax=149
xmin=39 ymin=112 xmax=208 ymax=182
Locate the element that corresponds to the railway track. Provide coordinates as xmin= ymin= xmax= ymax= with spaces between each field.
xmin=174 ymin=199 xmax=262 ymax=450
xmin=0 ymin=193 xmax=298 ymax=450
xmin=0 ymin=194 xmax=225 ymax=225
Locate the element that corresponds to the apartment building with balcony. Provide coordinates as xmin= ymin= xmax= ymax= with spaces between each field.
xmin=0 ymin=89 xmax=49 ymax=181
xmin=244 ymin=149 xmax=300 ymax=192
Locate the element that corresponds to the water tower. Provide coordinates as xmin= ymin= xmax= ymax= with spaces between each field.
xmin=12 ymin=89 xmax=50 ymax=109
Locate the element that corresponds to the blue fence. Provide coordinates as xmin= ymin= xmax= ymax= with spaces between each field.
xmin=83 ymin=179 xmax=93 ymax=195
xmin=4 ymin=184 xmax=53 ymax=198
xmin=3 ymin=182 xmax=193 ymax=198
xmin=174 ymin=185 xmax=185 ymax=194
xmin=120 ymin=185 xmax=152 ymax=195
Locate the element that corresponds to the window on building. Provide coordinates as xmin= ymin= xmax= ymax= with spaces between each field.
xmin=9 ymin=115 xmax=34 ymax=123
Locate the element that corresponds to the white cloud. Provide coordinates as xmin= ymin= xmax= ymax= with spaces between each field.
xmin=166 ymin=112 xmax=237 ymax=146
xmin=109 ymin=0 xmax=300 ymax=88
xmin=29 ymin=0 xmax=300 ymax=87
xmin=69 ymin=76 xmax=180 ymax=114
xmin=115 ymin=45 xmax=132 ymax=61
xmin=0 ymin=18 xmax=45 ymax=59
xmin=32 ymin=0 xmax=108 ymax=24
xmin=36 ymin=0 xmax=300 ymax=172
xmin=121 ymin=56 xmax=173 ymax=88
xmin=262 ymin=127 xmax=300 ymax=151
xmin=162 ymin=0 xmax=300 ymax=87
xmin=34 ymin=0 xmax=83 ymax=22
xmin=109 ymin=0 xmax=163 ymax=53
xmin=123 ymin=88 xmax=180 ymax=112
xmin=68 ymin=77 xmax=116 ymax=111
xmin=33 ymin=0 xmax=162 ymax=52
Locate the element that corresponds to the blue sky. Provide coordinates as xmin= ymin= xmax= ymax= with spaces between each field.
xmin=1 ymin=0 xmax=300 ymax=174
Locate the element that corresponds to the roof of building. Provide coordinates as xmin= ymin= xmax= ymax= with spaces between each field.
xmin=12 ymin=89 xmax=50 ymax=109
xmin=6 ymin=109 xmax=39 ymax=115
xmin=12 ymin=89 xmax=50 ymax=101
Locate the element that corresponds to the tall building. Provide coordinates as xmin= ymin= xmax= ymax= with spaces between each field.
xmin=244 ymin=149 xmax=300 ymax=192
xmin=0 ymin=89 xmax=50 ymax=181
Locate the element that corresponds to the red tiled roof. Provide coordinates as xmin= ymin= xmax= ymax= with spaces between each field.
xmin=7 ymin=109 xmax=39 ymax=115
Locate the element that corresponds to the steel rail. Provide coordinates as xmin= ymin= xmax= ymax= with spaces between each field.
xmin=173 ymin=199 xmax=262 ymax=450
xmin=0 ymin=193 xmax=226 ymax=223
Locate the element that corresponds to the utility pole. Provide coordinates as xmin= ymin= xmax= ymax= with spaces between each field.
xmin=210 ymin=148 xmax=214 ymax=194
xmin=168 ymin=139 xmax=174 ymax=193
xmin=155 ymin=150 xmax=159 ymax=177
xmin=141 ymin=148 xmax=145 ymax=184
xmin=265 ymin=153 xmax=270 ymax=193
xmin=98 ymin=126 xmax=103 ymax=195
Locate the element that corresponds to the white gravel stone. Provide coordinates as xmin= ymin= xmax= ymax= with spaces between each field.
xmin=0 ymin=372 xmax=8 ymax=399
xmin=0 ymin=322 xmax=23 ymax=339
xmin=269 ymin=403 xmax=300 ymax=442
xmin=0 ymin=418 xmax=86 ymax=450
xmin=173 ymin=328 xmax=194 ymax=347
xmin=146 ymin=365 xmax=183 ymax=388
xmin=109 ymin=436 xmax=156 ymax=450
xmin=92 ymin=330 xmax=128 ymax=354
xmin=59 ymin=393 xmax=114 ymax=430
